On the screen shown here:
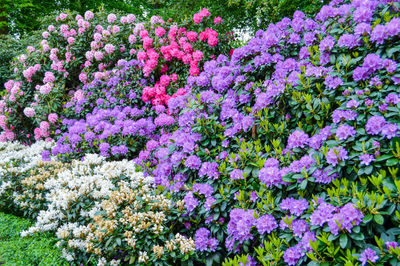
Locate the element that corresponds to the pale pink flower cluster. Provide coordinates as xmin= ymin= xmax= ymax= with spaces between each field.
xmin=23 ymin=64 xmax=41 ymax=82
xmin=104 ymin=44 xmax=115 ymax=54
xmin=84 ymin=11 xmax=94 ymax=20
xmin=39 ymin=83 xmax=52 ymax=95
xmin=23 ymin=107 xmax=35 ymax=118
xmin=48 ymin=113 xmax=58 ymax=123
xmin=43 ymin=72 xmax=55 ymax=83
xmin=107 ymin=14 xmax=117 ymax=24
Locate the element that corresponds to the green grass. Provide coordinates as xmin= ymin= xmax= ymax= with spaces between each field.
xmin=0 ymin=212 xmax=68 ymax=265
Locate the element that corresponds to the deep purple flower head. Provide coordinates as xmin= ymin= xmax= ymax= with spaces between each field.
xmin=336 ymin=124 xmax=356 ymax=140
xmin=384 ymin=59 xmax=397 ymax=73
xmin=385 ymin=94 xmax=400 ymax=105
xmin=338 ymin=34 xmax=359 ymax=48
xmin=326 ymin=146 xmax=348 ymax=166
xmin=264 ymin=158 xmax=280 ymax=168
xmin=313 ymin=168 xmax=338 ymax=184
xmin=287 ymin=130 xmax=309 ymax=149
xmin=154 ymin=113 xmax=175 ymax=126
xmin=328 ymin=203 xmax=363 ymax=235
xmin=353 ymin=6 xmax=373 ymax=23
xmin=230 ymin=169 xmax=244 ymax=180
xmin=84 ymin=131 xmax=96 ymax=141
xmin=283 ymin=246 xmax=303 ymax=266
xmin=184 ymin=191 xmax=199 ymax=212
xmin=99 ymin=142 xmax=110 ymax=157
xmin=332 ymin=109 xmax=358 ymax=123
xmin=256 ymin=214 xmax=278 ymax=234
xmin=363 ymin=54 xmax=383 ymax=72
xmin=310 ymin=202 xmax=336 ymax=226
xmin=359 ymin=248 xmax=379 ymax=266
xmin=346 ymin=99 xmax=360 ymax=109
xmin=299 ymin=231 xmax=316 ymax=251
xmin=41 ymin=150 xmax=51 ymax=161
xmin=199 ymin=162 xmax=219 ymax=179
xmin=192 ymin=183 xmax=214 ymax=197
xmin=382 ymin=123 xmax=398 ymax=139
xmin=385 ymin=241 xmax=399 ymax=251
xmin=185 ymin=155 xmax=202 ymax=169
xmin=204 ymin=197 xmax=216 ymax=211
xmin=325 ymin=75 xmax=344 ymax=89
xmin=371 ymin=25 xmax=387 ymax=44
xmin=365 ymin=115 xmax=386 ymax=135
xmin=195 ymin=228 xmax=219 ymax=252
xmin=354 ymin=23 xmax=371 ymax=36
xmin=319 ymin=36 xmax=335 ymax=52
xmin=280 ymin=198 xmax=309 ymax=216
xmin=359 ymin=154 xmax=375 ymax=166
xmin=291 ymin=219 xmax=309 ymax=237
xmin=227 ymin=209 xmax=256 ymax=247
xmin=259 ymin=167 xmax=282 ymax=187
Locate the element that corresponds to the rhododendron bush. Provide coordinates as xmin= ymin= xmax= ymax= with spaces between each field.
xmin=1 ymin=0 xmax=400 ymax=265
xmin=0 ymin=8 xmax=231 ymax=143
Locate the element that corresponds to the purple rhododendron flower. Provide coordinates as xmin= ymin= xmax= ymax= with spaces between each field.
xmin=336 ymin=124 xmax=356 ymax=140
xmin=359 ymin=248 xmax=379 ymax=266
xmin=230 ymin=169 xmax=244 ymax=180
xmin=310 ymin=202 xmax=336 ymax=226
xmin=280 ymin=197 xmax=309 ymax=216
xmin=184 ymin=192 xmax=199 ymax=212
xmin=199 ymin=162 xmax=219 ymax=179
xmin=365 ymin=115 xmax=386 ymax=135
xmin=359 ymin=154 xmax=375 ymax=165
xmin=226 ymin=209 xmax=256 ymax=249
xmin=185 ymin=155 xmax=202 ymax=169
xmin=256 ymin=214 xmax=278 ymax=234
xmin=313 ymin=168 xmax=338 ymax=184
xmin=326 ymin=146 xmax=348 ymax=166
xmin=291 ymin=219 xmax=309 ymax=237
xmin=382 ymin=123 xmax=398 ymax=139
xmin=328 ymin=203 xmax=363 ymax=235
xmin=386 ymin=241 xmax=399 ymax=250
xmin=259 ymin=166 xmax=282 ymax=187
xmin=195 ymin=228 xmax=219 ymax=252
xmin=283 ymin=246 xmax=303 ymax=266
xmin=287 ymin=130 xmax=309 ymax=149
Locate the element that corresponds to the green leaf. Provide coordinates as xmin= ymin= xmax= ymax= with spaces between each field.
xmin=364 ymin=165 xmax=373 ymax=175
xmin=375 ymin=154 xmax=394 ymax=162
xmin=374 ymin=214 xmax=384 ymax=225
xmin=281 ymin=175 xmax=294 ymax=183
xmin=299 ymin=179 xmax=307 ymax=190
xmin=349 ymin=233 xmax=365 ymax=241
xmin=340 ymin=234 xmax=348 ymax=249
xmin=387 ymin=159 xmax=399 ymax=167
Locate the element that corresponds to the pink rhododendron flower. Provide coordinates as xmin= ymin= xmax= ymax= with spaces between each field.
xmin=48 ymin=113 xmax=58 ymax=123
xmin=155 ymin=27 xmax=166 ymax=37
xmin=107 ymin=14 xmax=117 ymax=23
xmin=23 ymin=107 xmax=35 ymax=117
xmin=214 ymin=16 xmax=222 ymax=24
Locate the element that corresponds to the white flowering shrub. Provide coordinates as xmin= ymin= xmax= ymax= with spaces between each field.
xmin=17 ymin=154 xmax=193 ymax=265
xmin=0 ymin=140 xmax=53 ymax=212
xmin=14 ymin=161 xmax=67 ymax=218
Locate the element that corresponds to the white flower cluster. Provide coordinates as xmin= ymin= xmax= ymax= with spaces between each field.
xmin=0 ymin=140 xmax=53 ymax=176
xmin=0 ymin=141 xmax=53 ymax=207
xmin=23 ymin=155 xmax=150 ymax=235
xmin=0 ymin=141 xmax=190 ymax=264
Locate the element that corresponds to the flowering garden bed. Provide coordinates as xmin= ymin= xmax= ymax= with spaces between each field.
xmin=1 ymin=0 xmax=400 ymax=265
